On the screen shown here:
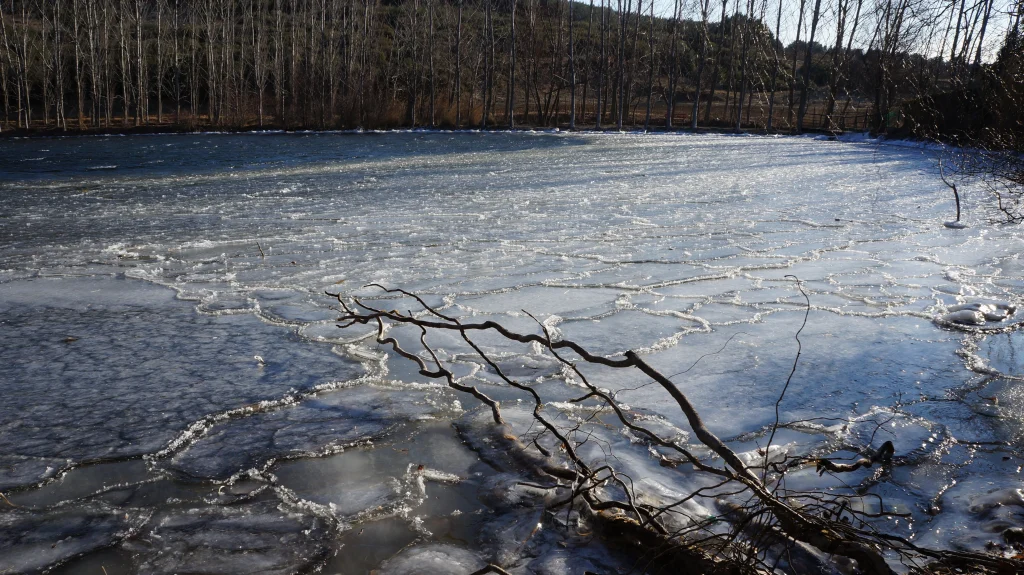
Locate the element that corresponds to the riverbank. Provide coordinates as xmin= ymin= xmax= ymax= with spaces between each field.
xmin=0 ymin=121 xmax=864 ymax=139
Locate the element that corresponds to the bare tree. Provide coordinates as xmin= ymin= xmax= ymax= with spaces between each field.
xmin=663 ymin=0 xmax=677 ymax=128
xmin=482 ymin=0 xmax=494 ymax=128
xmin=50 ymin=0 xmax=66 ymax=129
xmin=615 ymin=0 xmax=625 ymax=129
xmin=721 ymin=0 xmax=740 ymax=125
xmin=581 ymin=0 xmax=593 ymax=125
xmin=0 ymin=0 xmax=1017 ymax=135
xmin=786 ymin=0 xmax=806 ymax=127
xmin=429 ymin=0 xmax=436 ymax=126
xmin=18 ymin=0 xmax=32 ymax=128
xmin=824 ymin=0 xmax=863 ymax=131
xmin=568 ymin=0 xmax=575 ymax=129
xmin=252 ymin=0 xmax=268 ymax=126
xmin=871 ymin=0 xmax=911 ymax=131
xmin=691 ymin=0 xmax=712 ymax=129
xmin=596 ymin=0 xmax=605 ymax=128
xmin=0 ymin=1 xmax=12 ymax=129
xmin=704 ymin=0 xmax=729 ymax=124
xmin=507 ymin=0 xmax=516 ymax=129
xmin=643 ymin=0 xmax=652 ymax=130
xmin=173 ymin=0 xmax=180 ymax=123
xmin=735 ymin=0 xmax=754 ymax=131
xmin=454 ymin=0 xmax=462 ymax=127
xmin=133 ymin=0 xmax=145 ymax=125
xmin=765 ymin=0 xmax=782 ymax=130
xmin=795 ymin=0 xmax=822 ymax=133
xmin=156 ymin=0 xmax=165 ymax=124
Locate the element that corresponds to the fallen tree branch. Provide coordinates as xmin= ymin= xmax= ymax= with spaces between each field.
xmin=816 ymin=441 xmax=895 ymax=475
xmin=331 ymin=285 xmax=1023 ymax=575
xmin=468 ymin=564 xmax=513 ymax=575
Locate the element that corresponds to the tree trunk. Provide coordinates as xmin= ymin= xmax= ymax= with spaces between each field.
xmin=972 ymin=0 xmax=994 ymax=68
xmin=582 ymin=0 xmax=593 ymax=124
xmin=787 ymin=0 xmax=806 ymax=128
xmin=596 ymin=0 xmax=605 ymax=128
xmin=824 ymin=0 xmax=861 ymax=131
xmin=104 ymin=0 xmax=113 ymax=127
xmin=666 ymin=0 xmax=678 ymax=128
xmin=507 ymin=0 xmax=516 ymax=129
xmin=735 ymin=0 xmax=754 ymax=131
xmin=53 ymin=0 xmax=66 ymax=130
xmin=568 ymin=0 xmax=575 ymax=129
xmin=119 ymin=0 xmax=131 ymax=127
xmin=134 ymin=0 xmax=144 ymax=125
xmin=455 ymin=0 xmax=462 ymax=127
xmin=157 ymin=0 xmax=163 ymax=124
xmin=690 ymin=0 xmax=709 ymax=129
xmin=428 ymin=0 xmax=435 ymax=126
xmin=703 ymin=0 xmax=728 ymax=124
xmin=643 ymin=0 xmax=652 ymax=131
xmin=796 ymin=0 xmax=823 ymax=133
xmin=0 ymin=3 xmax=12 ymax=128
xmin=481 ymin=0 xmax=493 ymax=128
xmin=721 ymin=0 xmax=740 ymax=125
xmin=174 ymin=0 xmax=180 ymax=123
xmin=615 ymin=0 xmax=626 ymax=129
xmin=765 ymin=0 xmax=783 ymax=131
xmin=20 ymin=0 xmax=32 ymax=128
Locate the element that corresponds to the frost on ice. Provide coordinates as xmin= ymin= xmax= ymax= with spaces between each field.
xmin=1 ymin=132 xmax=1022 ymax=571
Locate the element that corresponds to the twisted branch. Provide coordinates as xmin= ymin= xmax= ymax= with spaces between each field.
xmin=331 ymin=285 xmax=1022 ymax=575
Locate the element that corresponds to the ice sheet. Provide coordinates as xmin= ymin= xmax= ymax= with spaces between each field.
xmin=2 ymin=132 xmax=1022 ymax=572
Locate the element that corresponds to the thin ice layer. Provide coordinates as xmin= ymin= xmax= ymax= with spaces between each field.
xmin=2 ymin=133 xmax=1023 ymax=570
xmin=0 ymin=276 xmax=361 ymax=489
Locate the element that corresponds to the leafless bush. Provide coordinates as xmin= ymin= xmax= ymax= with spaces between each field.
xmin=939 ymin=145 xmax=1024 ymax=224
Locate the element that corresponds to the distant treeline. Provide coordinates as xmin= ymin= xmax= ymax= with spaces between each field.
xmin=0 ymin=0 xmax=1020 ymax=135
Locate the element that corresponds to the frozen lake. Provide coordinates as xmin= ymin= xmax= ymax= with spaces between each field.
xmin=1 ymin=132 xmax=1022 ymax=573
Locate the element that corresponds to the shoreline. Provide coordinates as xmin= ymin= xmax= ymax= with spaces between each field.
xmin=0 ymin=122 xmax=876 ymax=140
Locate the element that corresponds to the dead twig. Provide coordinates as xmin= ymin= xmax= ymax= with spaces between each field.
xmin=763 ymin=275 xmax=810 ymax=481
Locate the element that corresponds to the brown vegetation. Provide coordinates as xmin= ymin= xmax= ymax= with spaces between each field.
xmin=0 ymin=0 xmax=1019 ymax=135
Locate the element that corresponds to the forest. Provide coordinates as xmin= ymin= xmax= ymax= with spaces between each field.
xmin=0 ymin=0 xmax=1021 ymax=138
